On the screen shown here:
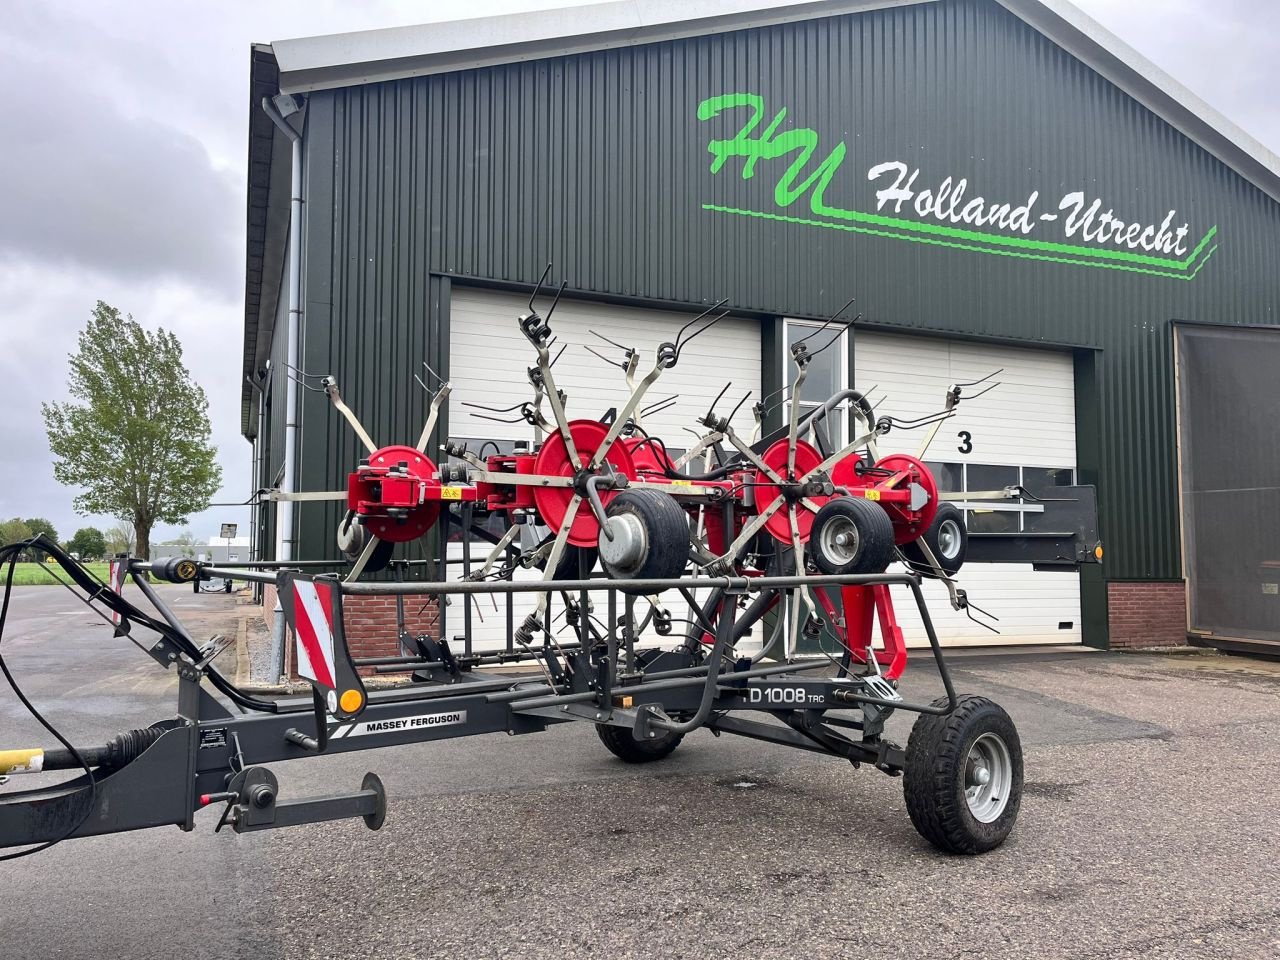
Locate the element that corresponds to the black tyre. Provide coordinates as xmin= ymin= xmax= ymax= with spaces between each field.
xmin=536 ymin=539 xmax=599 ymax=581
xmin=596 ymin=722 xmax=683 ymax=763
xmin=903 ymin=695 xmax=1023 ymax=855
xmin=902 ymin=502 xmax=967 ymax=577
xmin=809 ymin=497 xmax=895 ymax=575
xmin=598 ymin=489 xmax=690 ymax=594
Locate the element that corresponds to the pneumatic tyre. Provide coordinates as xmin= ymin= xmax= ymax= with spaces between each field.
xmin=598 ymin=489 xmax=690 ymax=594
xmin=810 ymin=497 xmax=895 ymax=575
xmin=902 ymin=502 xmax=967 ymax=577
xmin=596 ymin=723 xmax=683 ymax=763
xmin=903 ymin=695 xmax=1024 ymax=855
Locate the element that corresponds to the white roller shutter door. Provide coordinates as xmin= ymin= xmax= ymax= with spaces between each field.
xmin=448 ymin=287 xmax=762 ymax=652
xmin=855 ymin=332 xmax=1081 ymax=647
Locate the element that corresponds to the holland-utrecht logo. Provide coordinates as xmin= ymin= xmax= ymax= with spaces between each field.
xmin=696 ymin=92 xmax=1218 ymax=281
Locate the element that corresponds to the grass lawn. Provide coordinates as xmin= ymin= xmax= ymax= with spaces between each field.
xmin=6 ymin=561 xmax=112 ymax=586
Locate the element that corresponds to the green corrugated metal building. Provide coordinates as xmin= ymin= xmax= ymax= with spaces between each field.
xmin=242 ymin=0 xmax=1280 ymax=653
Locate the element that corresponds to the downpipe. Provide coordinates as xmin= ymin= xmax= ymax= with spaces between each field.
xmin=263 ymin=94 xmax=304 ymax=682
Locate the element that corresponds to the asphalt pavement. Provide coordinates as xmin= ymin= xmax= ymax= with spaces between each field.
xmin=2 ymin=585 xmax=1279 ymax=959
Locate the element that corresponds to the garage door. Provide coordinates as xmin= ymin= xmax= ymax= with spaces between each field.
xmin=854 ymin=331 xmax=1081 ymax=647
xmin=448 ymin=286 xmax=762 ymax=652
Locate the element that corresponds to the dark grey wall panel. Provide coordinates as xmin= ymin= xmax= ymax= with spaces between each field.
xmin=291 ymin=0 xmax=1280 ymax=578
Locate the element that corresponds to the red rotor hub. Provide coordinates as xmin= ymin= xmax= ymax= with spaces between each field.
xmin=831 ymin=451 xmax=939 ymax=544
xmin=752 ymin=438 xmax=830 ymax=544
xmin=533 ymin=420 xmax=636 ymax=546
xmin=347 ymin=444 xmax=444 ymax=543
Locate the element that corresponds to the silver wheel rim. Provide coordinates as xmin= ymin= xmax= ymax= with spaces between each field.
xmin=937 ymin=518 xmax=962 ymax=561
xmin=819 ymin=515 xmax=860 ymax=566
xmin=964 ymin=732 xmax=1012 ymax=823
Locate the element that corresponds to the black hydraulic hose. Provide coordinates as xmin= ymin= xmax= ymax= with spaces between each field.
xmin=0 ymin=539 xmax=97 ymax=860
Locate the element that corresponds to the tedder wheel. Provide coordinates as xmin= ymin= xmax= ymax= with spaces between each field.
xmin=903 ymin=695 xmax=1024 ymax=854
xmin=537 ymin=540 xmax=599 ymax=581
xmin=809 ymin=497 xmax=895 ymax=575
xmin=596 ymin=723 xmax=684 ymax=763
xmin=598 ymin=489 xmax=690 ymax=594
xmin=901 ymin=502 xmax=967 ymax=577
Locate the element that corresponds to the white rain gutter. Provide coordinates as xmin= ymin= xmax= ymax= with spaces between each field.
xmin=262 ymin=94 xmax=304 ymax=681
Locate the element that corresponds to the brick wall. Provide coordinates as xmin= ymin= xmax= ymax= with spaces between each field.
xmin=267 ymin=590 xmax=439 ymax=679
xmin=342 ymin=595 xmax=440 ymax=664
xmin=1107 ymin=581 xmax=1188 ymax=648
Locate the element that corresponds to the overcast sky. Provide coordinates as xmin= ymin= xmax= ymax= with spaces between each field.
xmin=1 ymin=0 xmax=1275 ymax=546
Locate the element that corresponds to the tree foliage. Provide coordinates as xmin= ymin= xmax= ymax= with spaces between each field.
xmin=162 ymin=529 xmax=200 ymax=558
xmin=105 ymin=520 xmax=136 ymax=556
xmin=68 ymin=527 xmax=107 ymax=560
xmin=0 ymin=518 xmax=33 ymax=548
xmin=23 ymin=518 xmax=57 ymax=559
xmin=42 ymin=302 xmax=222 ymax=561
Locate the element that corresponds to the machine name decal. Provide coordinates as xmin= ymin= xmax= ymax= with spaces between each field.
xmin=696 ymin=92 xmax=1219 ymax=280
xmin=333 ymin=710 xmax=468 ymax=738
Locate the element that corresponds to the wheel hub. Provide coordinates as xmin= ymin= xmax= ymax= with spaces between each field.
xmin=964 ymin=732 xmax=1012 ymax=823
xmin=598 ymin=513 xmax=646 ymax=573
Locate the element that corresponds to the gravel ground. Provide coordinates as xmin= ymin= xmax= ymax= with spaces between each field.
xmin=3 ymin=584 xmax=1279 ymax=959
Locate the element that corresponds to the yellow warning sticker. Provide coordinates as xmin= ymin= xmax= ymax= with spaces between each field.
xmin=440 ymin=486 xmax=463 ymax=500
xmin=863 ymin=489 xmax=881 ymax=501
xmin=670 ymin=480 xmax=693 ymax=488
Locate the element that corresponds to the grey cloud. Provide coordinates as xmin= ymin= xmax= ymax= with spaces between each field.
xmin=0 ymin=40 xmax=241 ymax=292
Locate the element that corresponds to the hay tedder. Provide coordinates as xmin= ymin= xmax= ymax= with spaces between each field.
xmin=1 ymin=274 xmax=1101 ymax=857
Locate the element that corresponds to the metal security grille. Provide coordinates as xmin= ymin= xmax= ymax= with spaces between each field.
xmin=1176 ymin=325 xmax=1280 ymax=646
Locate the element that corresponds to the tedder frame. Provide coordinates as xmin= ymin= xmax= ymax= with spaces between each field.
xmin=1 ymin=272 xmax=1099 ymax=857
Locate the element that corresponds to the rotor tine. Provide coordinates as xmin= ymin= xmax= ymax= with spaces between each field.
xmin=549 ymin=341 xmax=569 ymax=368
xmin=422 ymin=359 xmax=445 ymax=386
xmin=588 ymin=328 xmax=631 ymax=352
xmin=806 ymin=317 xmax=856 ymax=362
xmin=545 ymin=280 xmax=567 ymax=322
xmin=674 ymin=297 xmax=730 ymax=344
xmin=794 ymin=298 xmax=857 ymax=347
xmin=528 ymin=263 xmax=553 ymax=312
xmin=963 ymin=380 xmax=1002 ymax=401
xmin=677 ymin=308 xmax=731 ymax=356
xmin=954 ymin=368 xmax=1004 ymax=389
xmin=413 ymin=372 xmax=432 ymax=394
xmin=461 ymin=399 xmax=526 ymax=413
xmin=708 ymin=381 xmax=732 ymax=413
xmin=469 ymin=411 xmax=527 ymax=424
xmin=728 ymin=390 xmax=752 ymax=423
xmin=641 ymin=394 xmax=679 ymax=417
xmin=584 ymin=344 xmax=625 ymax=370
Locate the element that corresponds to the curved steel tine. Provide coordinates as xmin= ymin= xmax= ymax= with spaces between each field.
xmin=677 ymin=308 xmax=731 ymax=356
xmin=727 ymin=390 xmax=753 ymax=423
xmin=588 ymin=328 xmax=630 ymax=352
xmin=674 ymin=297 xmax=729 ymax=345
xmin=641 ymin=394 xmax=679 ymax=417
xmin=528 ymin=263 xmax=553 ymax=313
xmin=420 ymin=359 xmax=446 ymax=387
xmin=544 ymin=280 xmax=568 ymax=322
xmin=805 ymin=318 xmax=855 ymax=363
xmin=954 ymin=367 xmax=1003 ymax=389
xmin=584 ymin=344 xmax=625 ymax=370
xmin=793 ymin=296 xmax=857 ymax=347
xmin=707 ymin=381 xmax=732 ymax=413
xmin=549 ymin=341 xmax=569 ymax=368
xmin=461 ymin=399 xmax=527 ymax=412
xmin=469 ymin=411 xmax=527 ymax=424
xmin=963 ymin=380 xmax=1002 ymax=401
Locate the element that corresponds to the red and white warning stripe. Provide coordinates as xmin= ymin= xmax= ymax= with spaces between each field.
xmin=109 ymin=560 xmax=126 ymax=626
xmin=293 ymin=579 xmax=337 ymax=689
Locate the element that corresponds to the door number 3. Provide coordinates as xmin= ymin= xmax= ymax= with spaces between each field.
xmin=957 ymin=431 xmax=973 ymax=455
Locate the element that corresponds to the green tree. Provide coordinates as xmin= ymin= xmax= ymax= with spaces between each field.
xmin=42 ymin=301 xmax=222 ymax=561
xmin=162 ymin=529 xmax=200 ymax=558
xmin=104 ymin=520 xmax=136 ymax=556
xmin=0 ymin=517 xmax=34 ymax=548
xmin=68 ymin=527 xmax=107 ymax=560
xmin=23 ymin=518 xmax=58 ymax=559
